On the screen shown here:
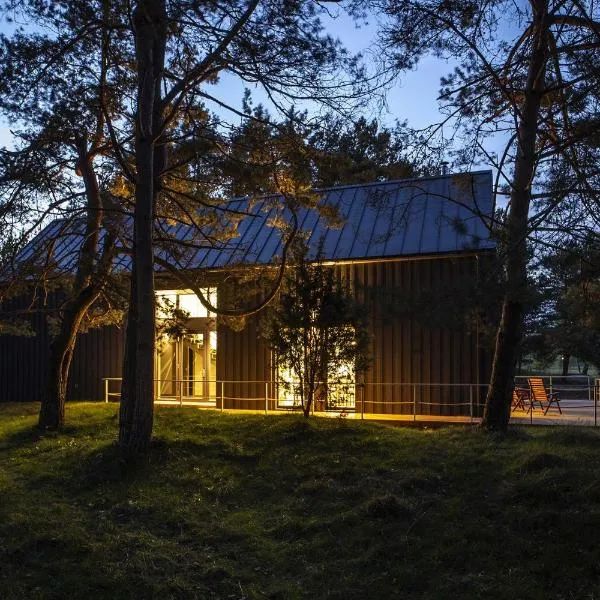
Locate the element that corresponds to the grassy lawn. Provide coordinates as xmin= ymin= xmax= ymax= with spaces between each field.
xmin=1 ymin=403 xmax=599 ymax=599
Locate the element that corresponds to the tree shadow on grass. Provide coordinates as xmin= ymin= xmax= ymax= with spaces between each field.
xmin=0 ymin=422 xmax=79 ymax=451
xmin=74 ymin=440 xmax=169 ymax=486
xmin=75 ymin=436 xmax=260 ymax=488
xmin=0 ymin=424 xmax=43 ymax=450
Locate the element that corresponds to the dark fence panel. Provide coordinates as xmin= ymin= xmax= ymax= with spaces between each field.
xmin=0 ymin=294 xmax=51 ymax=402
xmin=67 ymin=325 xmax=124 ymax=401
xmin=0 ymin=293 xmax=124 ymax=402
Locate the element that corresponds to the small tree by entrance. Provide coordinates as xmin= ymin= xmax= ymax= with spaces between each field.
xmin=264 ymin=244 xmax=371 ymax=417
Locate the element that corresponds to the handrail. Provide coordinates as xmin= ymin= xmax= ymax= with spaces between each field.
xmin=102 ymin=377 xmax=490 ymax=423
xmin=101 ymin=376 xmax=600 ymax=426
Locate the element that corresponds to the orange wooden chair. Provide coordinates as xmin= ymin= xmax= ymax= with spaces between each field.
xmin=511 ymin=387 xmax=529 ymax=411
xmin=528 ymin=377 xmax=562 ymax=415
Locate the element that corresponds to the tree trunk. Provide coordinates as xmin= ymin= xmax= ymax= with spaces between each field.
xmin=482 ymin=0 xmax=549 ymax=431
xmin=38 ymin=136 xmax=104 ymax=429
xmin=303 ymin=385 xmax=313 ymax=417
xmin=39 ymin=289 xmax=100 ymax=428
xmin=582 ymin=362 xmax=589 ymax=376
xmin=119 ymin=0 xmax=167 ymax=453
xmin=562 ymin=353 xmax=570 ymax=377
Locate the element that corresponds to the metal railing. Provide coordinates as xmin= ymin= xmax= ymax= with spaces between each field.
xmin=102 ymin=376 xmax=600 ymax=426
xmin=103 ymin=378 xmax=489 ymax=422
xmin=359 ymin=382 xmax=487 ymax=420
xmin=513 ymin=375 xmax=599 ymax=426
xmin=104 ymin=377 xmax=220 ymax=407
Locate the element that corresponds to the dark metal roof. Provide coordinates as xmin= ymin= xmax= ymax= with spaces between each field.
xmin=13 ymin=171 xmax=495 ymax=274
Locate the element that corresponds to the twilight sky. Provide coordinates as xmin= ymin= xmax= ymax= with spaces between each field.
xmin=0 ymin=8 xmax=494 ymax=171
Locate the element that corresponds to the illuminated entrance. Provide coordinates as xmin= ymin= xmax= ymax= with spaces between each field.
xmin=155 ymin=289 xmax=217 ymax=404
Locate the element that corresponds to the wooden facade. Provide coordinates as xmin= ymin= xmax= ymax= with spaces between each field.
xmin=0 ymin=294 xmax=123 ymax=403
xmin=354 ymin=254 xmax=489 ymax=416
xmin=217 ymin=313 xmax=271 ymax=411
xmin=1 ymin=172 xmax=496 ymax=412
xmin=215 ymin=252 xmax=493 ymax=417
xmin=0 ymin=252 xmax=492 ymax=413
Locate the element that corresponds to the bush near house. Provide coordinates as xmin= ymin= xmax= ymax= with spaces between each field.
xmin=1 ymin=403 xmax=599 ymax=599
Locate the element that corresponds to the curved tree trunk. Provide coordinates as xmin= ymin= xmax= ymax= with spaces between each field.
xmin=39 ymin=289 xmax=100 ymax=428
xmin=38 ymin=132 xmax=105 ymax=429
xmin=482 ymin=0 xmax=550 ymax=431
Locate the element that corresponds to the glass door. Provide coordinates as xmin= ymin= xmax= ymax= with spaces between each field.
xmin=157 ymin=338 xmax=178 ymax=399
xmin=155 ymin=288 xmax=218 ymax=403
xmin=156 ymin=327 xmax=217 ymax=403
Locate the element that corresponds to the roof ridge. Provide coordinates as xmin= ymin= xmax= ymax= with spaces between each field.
xmin=225 ymin=170 xmax=493 ymax=202
xmin=12 ymin=172 xmax=495 ymax=274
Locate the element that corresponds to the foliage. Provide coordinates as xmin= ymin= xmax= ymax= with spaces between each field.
xmin=154 ymin=295 xmax=191 ymax=342
xmin=0 ymin=0 xmax=134 ymax=428
xmin=223 ymin=106 xmax=418 ymax=197
xmin=368 ymin=0 xmax=600 ymax=429
xmin=527 ymin=236 xmax=600 ymax=372
xmin=263 ymin=242 xmax=371 ymax=416
xmin=2 ymin=403 xmax=600 ymax=599
xmin=309 ymin=114 xmax=417 ymax=187
xmin=114 ymin=0 xmax=377 ymax=451
xmin=0 ymin=0 xmax=378 ymax=446
xmin=221 ymin=103 xmax=315 ymax=198
xmin=0 ymin=318 xmax=34 ymax=337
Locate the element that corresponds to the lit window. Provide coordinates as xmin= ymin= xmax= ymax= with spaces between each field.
xmin=155 ymin=291 xmax=177 ymax=319
xmin=179 ymin=293 xmax=204 ymax=317
xmin=155 ymin=288 xmax=217 ymax=318
xmin=277 ymin=353 xmax=356 ymax=411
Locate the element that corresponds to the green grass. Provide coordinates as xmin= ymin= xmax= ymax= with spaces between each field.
xmin=1 ymin=403 xmax=600 ymax=600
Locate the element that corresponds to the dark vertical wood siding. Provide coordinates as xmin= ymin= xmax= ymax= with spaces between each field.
xmin=0 ymin=293 xmax=124 ymax=403
xmin=2 ymin=253 xmax=493 ymax=413
xmin=217 ymin=254 xmax=492 ymax=416
xmin=67 ymin=325 xmax=124 ymax=401
xmin=0 ymin=295 xmax=50 ymax=402
xmin=348 ymin=255 xmax=490 ymax=416
xmin=216 ymin=310 xmax=271 ymax=411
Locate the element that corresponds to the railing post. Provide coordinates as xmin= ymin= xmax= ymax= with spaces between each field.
xmin=588 ymin=377 xmax=592 ymax=424
xmin=469 ymin=385 xmax=473 ymax=423
xmin=221 ymin=381 xmax=224 ymax=412
xmin=104 ymin=379 xmax=109 ymax=403
xmin=530 ymin=394 xmax=533 ymax=424
xmin=413 ymin=384 xmax=416 ymax=422
xmin=594 ymin=379 xmax=600 ymax=427
xmin=361 ymin=383 xmax=364 ymax=420
xmin=265 ymin=382 xmax=268 ymax=415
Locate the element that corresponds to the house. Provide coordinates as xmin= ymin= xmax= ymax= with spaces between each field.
xmin=0 ymin=170 xmax=497 ymax=417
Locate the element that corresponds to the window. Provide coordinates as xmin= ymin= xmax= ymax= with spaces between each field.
xmin=276 ymin=359 xmax=356 ymax=411
xmin=156 ymin=288 xmax=217 ymax=318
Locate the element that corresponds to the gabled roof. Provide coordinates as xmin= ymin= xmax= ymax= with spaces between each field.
xmin=13 ymin=170 xmax=495 ymax=275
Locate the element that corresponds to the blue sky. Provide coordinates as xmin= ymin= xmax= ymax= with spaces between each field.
xmin=0 ymin=7 xmax=497 ymax=171
xmin=201 ymin=10 xmax=456 ymax=129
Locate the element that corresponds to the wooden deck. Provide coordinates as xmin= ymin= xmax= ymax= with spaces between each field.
xmin=151 ymin=395 xmax=599 ymax=427
xmin=154 ymin=401 xmax=481 ymax=424
xmin=510 ymin=398 xmax=598 ymax=426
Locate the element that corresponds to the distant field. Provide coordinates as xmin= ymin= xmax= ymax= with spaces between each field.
xmin=1 ymin=403 xmax=599 ymax=599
